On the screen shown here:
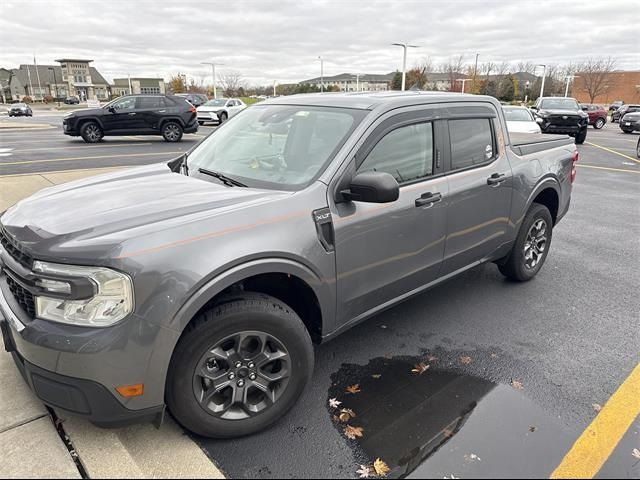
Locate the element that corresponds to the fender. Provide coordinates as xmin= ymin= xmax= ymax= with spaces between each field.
xmin=159 ymin=116 xmax=187 ymax=129
xmin=76 ymin=116 xmax=105 ymax=130
xmin=524 ymin=175 xmax=561 ymax=215
xmin=167 ymin=257 xmax=334 ymax=334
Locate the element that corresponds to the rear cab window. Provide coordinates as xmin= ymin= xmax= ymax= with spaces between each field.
xmin=449 ymin=118 xmax=496 ymax=170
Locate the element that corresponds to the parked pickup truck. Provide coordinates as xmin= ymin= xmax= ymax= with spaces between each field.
xmin=531 ymin=97 xmax=589 ymax=144
xmin=0 ymin=92 xmax=577 ymax=438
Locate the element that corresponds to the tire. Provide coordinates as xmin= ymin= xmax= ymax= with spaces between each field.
xmin=636 ymin=138 xmax=640 ymax=158
xmin=498 ymin=203 xmax=553 ymax=282
xmin=162 ymin=121 xmax=183 ymax=142
xmin=80 ymin=121 xmax=103 ymax=143
xmin=621 ymin=129 xmax=632 ymax=134
xmin=198 ymin=121 xmax=204 ymax=126
xmin=167 ymin=292 xmax=314 ymax=438
xmin=575 ymin=128 xmax=587 ymax=144
xmin=218 ymin=112 xmax=228 ymax=124
xmin=593 ymin=118 xmax=605 ymax=129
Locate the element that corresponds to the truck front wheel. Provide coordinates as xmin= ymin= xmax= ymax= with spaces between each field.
xmin=497 ymin=203 xmax=553 ymax=282
xmin=167 ymin=293 xmax=314 ymax=438
xmin=575 ymin=128 xmax=587 ymax=144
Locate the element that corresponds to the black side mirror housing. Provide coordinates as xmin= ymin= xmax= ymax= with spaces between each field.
xmin=108 ymin=106 xmax=116 ymax=113
xmin=341 ymin=171 xmax=399 ymax=203
xmin=530 ymin=105 xmax=538 ymax=111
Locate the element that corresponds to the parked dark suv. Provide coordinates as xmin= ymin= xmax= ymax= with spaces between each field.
xmin=612 ymin=104 xmax=640 ymax=124
xmin=62 ymin=95 xmax=198 ymax=143
xmin=531 ymin=97 xmax=589 ymax=144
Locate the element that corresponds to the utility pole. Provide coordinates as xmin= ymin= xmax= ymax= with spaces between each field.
xmin=273 ymin=80 xmax=277 ymax=97
xmin=201 ymin=61 xmax=224 ymax=99
xmin=392 ymin=42 xmax=419 ymax=91
xmin=128 ymin=73 xmax=132 ymax=95
xmin=537 ymin=64 xmax=547 ymax=99
xmin=473 ymin=53 xmax=479 ymax=93
xmin=318 ymin=56 xmax=324 ymax=92
xmin=356 ymin=73 xmax=360 ymax=92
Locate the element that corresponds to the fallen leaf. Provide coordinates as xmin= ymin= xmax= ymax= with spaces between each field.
xmin=339 ymin=408 xmax=357 ymax=422
xmin=427 ymin=355 xmax=438 ymax=362
xmin=373 ymin=458 xmax=390 ymax=477
xmin=344 ymin=425 xmax=364 ymax=439
xmin=490 ymin=353 xmax=499 ymax=359
xmin=356 ymin=465 xmax=373 ymax=478
xmin=529 ymin=426 xmax=537 ymax=433
xmin=511 ymin=380 xmax=524 ymax=390
xmin=346 ymin=384 xmax=361 ymax=394
xmin=460 ymin=356 xmax=472 ymax=365
xmin=443 ymin=428 xmax=454 ymax=438
xmin=329 ymin=398 xmax=342 ymax=409
xmin=592 ymin=403 xmax=602 ymax=412
xmin=380 ymin=325 xmax=388 ymax=329
xmin=371 ymin=374 xmax=382 ymax=379
xmin=443 ymin=475 xmax=458 ymax=479
xmin=464 ymin=453 xmax=482 ymax=462
xmin=412 ymin=362 xmax=430 ymax=375
xmin=632 ymin=448 xmax=640 ymax=460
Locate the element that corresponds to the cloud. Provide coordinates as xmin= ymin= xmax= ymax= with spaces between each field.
xmin=1 ymin=0 xmax=637 ymax=86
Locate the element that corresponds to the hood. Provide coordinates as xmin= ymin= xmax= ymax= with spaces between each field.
xmin=197 ymin=105 xmax=225 ymax=113
xmin=506 ymin=121 xmax=541 ymax=134
xmin=1 ymin=163 xmax=290 ymax=261
xmin=537 ymin=108 xmax=586 ymax=117
xmin=66 ymin=107 xmax=104 ymax=118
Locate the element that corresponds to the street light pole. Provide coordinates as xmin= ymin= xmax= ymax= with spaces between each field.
xmin=392 ymin=42 xmax=419 ymax=91
xmin=201 ymin=62 xmax=224 ymax=99
xmin=48 ymin=67 xmax=60 ymax=107
xmin=273 ymin=80 xmax=277 ymax=97
xmin=456 ymin=78 xmax=471 ymax=93
xmin=318 ymin=56 xmax=324 ymax=92
xmin=356 ymin=73 xmax=360 ymax=92
xmin=564 ymin=75 xmax=579 ymax=97
xmin=537 ymin=64 xmax=547 ymax=99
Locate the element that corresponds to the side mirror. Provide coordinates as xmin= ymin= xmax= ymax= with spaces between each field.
xmin=341 ymin=171 xmax=399 ymax=203
xmin=108 ymin=106 xmax=116 ymax=113
xmin=530 ymin=106 xmax=538 ymax=111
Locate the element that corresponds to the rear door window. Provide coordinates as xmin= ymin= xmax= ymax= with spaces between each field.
xmin=449 ymin=118 xmax=495 ymax=170
xmin=137 ymin=96 xmax=164 ymax=109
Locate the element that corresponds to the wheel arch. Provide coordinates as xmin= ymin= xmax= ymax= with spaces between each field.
xmin=526 ymin=178 xmax=560 ymax=225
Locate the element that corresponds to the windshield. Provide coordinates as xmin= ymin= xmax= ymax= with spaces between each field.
xmin=204 ymin=99 xmax=227 ymax=107
xmin=503 ymin=108 xmax=533 ymax=122
xmin=187 ymin=104 xmax=366 ymax=190
xmin=539 ymin=98 xmax=579 ymax=110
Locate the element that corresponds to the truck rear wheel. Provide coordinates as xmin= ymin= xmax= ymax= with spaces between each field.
xmin=497 ymin=203 xmax=553 ymax=282
xmin=167 ymin=293 xmax=314 ymax=438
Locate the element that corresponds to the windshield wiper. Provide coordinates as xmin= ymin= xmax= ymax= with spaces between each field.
xmin=198 ymin=168 xmax=247 ymax=187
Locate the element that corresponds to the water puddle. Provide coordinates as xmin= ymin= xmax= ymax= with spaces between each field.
xmin=328 ymin=356 xmax=577 ymax=478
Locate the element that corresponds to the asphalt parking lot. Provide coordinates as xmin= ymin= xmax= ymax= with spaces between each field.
xmin=1 ymin=113 xmax=639 ymax=478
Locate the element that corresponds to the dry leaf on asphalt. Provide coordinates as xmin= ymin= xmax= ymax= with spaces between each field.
xmin=344 ymin=425 xmax=364 ymax=439
xmin=632 ymin=448 xmax=640 ymax=460
xmin=373 ymin=458 xmax=390 ymax=477
xmin=529 ymin=426 xmax=537 ymax=433
xmin=511 ymin=380 xmax=524 ymax=390
xmin=460 ymin=356 xmax=472 ymax=365
xmin=329 ymin=397 xmax=342 ymax=409
xmin=427 ymin=355 xmax=438 ymax=362
xmin=339 ymin=408 xmax=357 ymax=422
xmin=346 ymin=384 xmax=361 ymax=394
xmin=371 ymin=374 xmax=382 ymax=379
xmin=490 ymin=353 xmax=499 ymax=359
xmin=464 ymin=453 xmax=482 ymax=462
xmin=412 ymin=362 xmax=430 ymax=375
xmin=356 ymin=465 xmax=373 ymax=478
xmin=443 ymin=428 xmax=454 ymax=438
xmin=592 ymin=403 xmax=602 ymax=412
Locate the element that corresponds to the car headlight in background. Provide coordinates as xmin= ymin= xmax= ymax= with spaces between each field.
xmin=33 ymin=261 xmax=134 ymax=327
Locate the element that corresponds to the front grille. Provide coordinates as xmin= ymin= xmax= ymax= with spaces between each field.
xmin=550 ymin=115 xmax=580 ymax=126
xmin=6 ymin=275 xmax=36 ymax=318
xmin=0 ymin=227 xmax=33 ymax=269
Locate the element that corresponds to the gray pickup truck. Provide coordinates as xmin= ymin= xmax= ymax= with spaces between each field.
xmin=0 ymin=92 xmax=577 ymax=438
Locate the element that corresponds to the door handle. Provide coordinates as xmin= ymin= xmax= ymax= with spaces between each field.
xmin=415 ymin=192 xmax=442 ymax=208
xmin=158 ymin=110 xmax=166 ymax=113
xmin=487 ymin=173 xmax=506 ymax=187
xmin=128 ymin=112 xmax=137 ymax=116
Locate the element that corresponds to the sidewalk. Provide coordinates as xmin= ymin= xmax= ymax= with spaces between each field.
xmin=0 ymin=168 xmax=225 ymax=479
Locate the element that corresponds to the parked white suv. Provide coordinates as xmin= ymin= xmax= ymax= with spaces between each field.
xmin=197 ymin=98 xmax=247 ymax=125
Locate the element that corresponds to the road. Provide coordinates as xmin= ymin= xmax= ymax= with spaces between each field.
xmin=1 ymin=113 xmax=638 ymax=478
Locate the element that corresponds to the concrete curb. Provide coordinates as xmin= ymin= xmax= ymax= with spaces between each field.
xmin=0 ymin=168 xmax=226 ymax=479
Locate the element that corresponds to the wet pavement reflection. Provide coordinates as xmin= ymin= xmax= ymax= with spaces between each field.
xmin=328 ymin=356 xmax=578 ymax=478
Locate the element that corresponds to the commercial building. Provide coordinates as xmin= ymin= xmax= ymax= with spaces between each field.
xmin=55 ymin=59 xmax=110 ymax=101
xmin=112 ymin=78 xmax=166 ymax=96
xmin=571 ymin=71 xmax=640 ymax=105
xmin=300 ymin=72 xmax=395 ymax=92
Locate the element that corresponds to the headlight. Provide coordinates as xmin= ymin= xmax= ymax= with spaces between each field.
xmin=33 ymin=261 xmax=134 ymax=327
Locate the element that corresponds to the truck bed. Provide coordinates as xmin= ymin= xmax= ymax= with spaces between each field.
xmin=509 ymin=132 xmax=574 ymax=156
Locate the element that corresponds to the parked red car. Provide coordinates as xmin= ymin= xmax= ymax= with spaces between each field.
xmin=580 ymin=104 xmax=608 ymax=129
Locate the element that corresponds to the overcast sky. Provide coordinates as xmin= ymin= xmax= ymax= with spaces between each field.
xmin=1 ymin=0 xmax=638 ymax=86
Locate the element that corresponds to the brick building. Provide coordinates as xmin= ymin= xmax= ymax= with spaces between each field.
xmin=572 ymin=71 xmax=640 ymax=105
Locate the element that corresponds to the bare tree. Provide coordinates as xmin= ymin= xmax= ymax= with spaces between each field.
xmin=220 ymin=71 xmax=245 ymax=97
xmin=442 ymin=55 xmax=466 ymax=91
xmin=575 ymin=57 xmax=617 ymax=103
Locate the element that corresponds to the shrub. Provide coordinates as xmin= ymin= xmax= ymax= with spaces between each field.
xmin=22 ymin=96 xmax=33 ymax=104
xmin=43 ymin=94 xmax=54 ymax=103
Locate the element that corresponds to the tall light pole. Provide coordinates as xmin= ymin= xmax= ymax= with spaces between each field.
xmin=537 ymin=64 xmax=547 ymax=99
xmin=473 ymin=53 xmax=479 ymax=92
xmin=356 ymin=73 xmax=360 ymax=92
xmin=201 ymin=61 xmax=224 ymax=99
xmin=48 ymin=67 xmax=60 ymax=107
xmin=273 ymin=80 xmax=277 ymax=97
xmin=564 ymin=75 xmax=579 ymax=97
xmin=318 ymin=56 xmax=324 ymax=92
xmin=392 ymin=42 xmax=419 ymax=91
xmin=456 ymin=78 xmax=471 ymax=93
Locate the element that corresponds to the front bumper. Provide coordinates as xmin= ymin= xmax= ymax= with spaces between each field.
xmin=197 ymin=111 xmax=219 ymax=122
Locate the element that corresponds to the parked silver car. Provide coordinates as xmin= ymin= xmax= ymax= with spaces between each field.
xmin=502 ymin=106 xmax=541 ymax=134
xmin=197 ymin=98 xmax=247 ymax=125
